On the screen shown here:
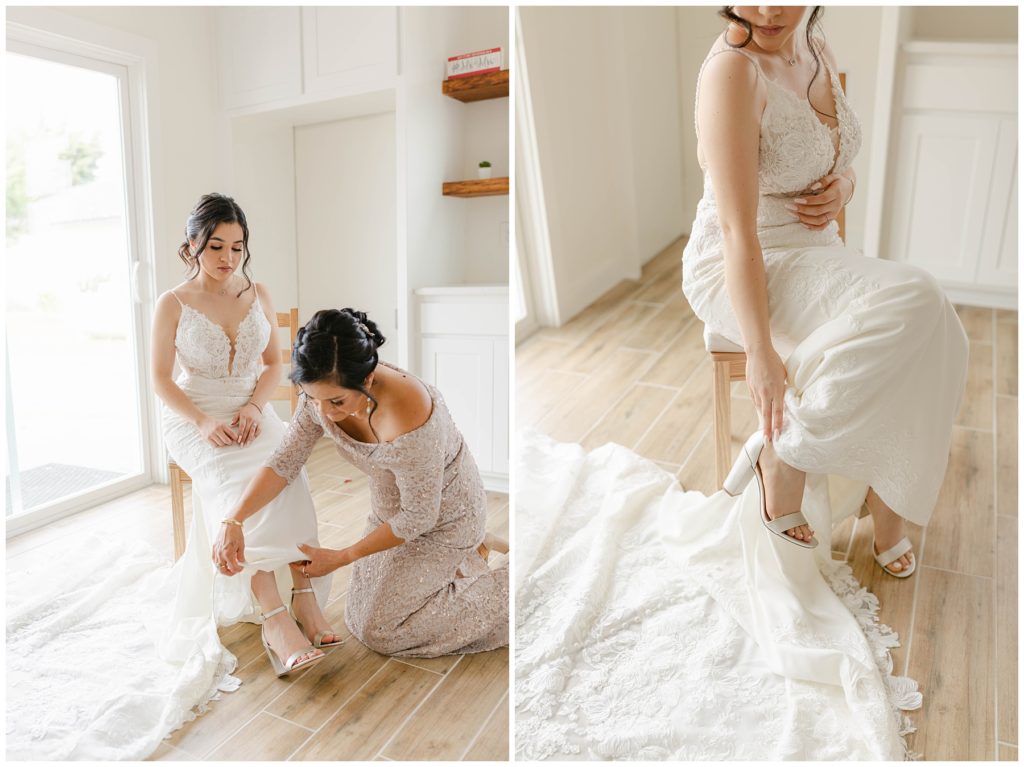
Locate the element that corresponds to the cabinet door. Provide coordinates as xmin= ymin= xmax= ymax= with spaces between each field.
xmin=886 ymin=112 xmax=998 ymax=283
xmin=420 ymin=337 xmax=494 ymax=473
xmin=975 ymin=115 xmax=1017 ymax=289
xmin=217 ymin=8 xmax=302 ymax=110
xmin=491 ymin=336 xmax=509 ymax=475
xmin=301 ymin=7 xmax=398 ymax=97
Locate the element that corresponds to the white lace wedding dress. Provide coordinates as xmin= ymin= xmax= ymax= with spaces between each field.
xmin=6 ymin=290 xmax=331 ymax=760
xmin=515 ymin=39 xmax=968 ymax=760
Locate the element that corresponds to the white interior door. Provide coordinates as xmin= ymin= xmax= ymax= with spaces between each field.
xmin=294 ymin=112 xmax=398 ymax=361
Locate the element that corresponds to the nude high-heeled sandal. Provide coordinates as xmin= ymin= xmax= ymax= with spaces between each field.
xmin=290 ymin=588 xmax=344 ymax=648
xmin=261 ymin=605 xmax=324 ymax=677
xmin=723 ymin=431 xmax=818 ymax=549
xmin=858 ymin=502 xmax=916 ymax=578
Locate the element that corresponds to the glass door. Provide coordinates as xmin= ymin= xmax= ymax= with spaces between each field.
xmin=5 ymin=43 xmax=152 ymax=532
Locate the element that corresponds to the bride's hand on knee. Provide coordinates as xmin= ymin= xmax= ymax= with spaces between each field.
xmin=212 ymin=523 xmax=246 ymax=576
xmin=199 ymin=416 xmax=236 ymax=448
xmin=746 ymin=346 xmax=787 ymax=443
xmin=231 ymin=403 xmax=263 ymax=446
xmin=292 ymin=544 xmax=350 ymax=578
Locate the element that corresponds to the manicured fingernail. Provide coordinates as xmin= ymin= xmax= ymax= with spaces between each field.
xmin=793 ymin=198 xmax=806 ymax=204
xmin=811 ymin=183 xmax=822 ymax=190
xmin=773 ymin=429 xmax=779 ymax=442
xmin=784 ymin=204 xmax=798 ymax=211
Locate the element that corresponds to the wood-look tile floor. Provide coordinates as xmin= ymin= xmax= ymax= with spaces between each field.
xmin=516 ymin=235 xmax=1018 ymax=760
xmin=6 ymin=439 xmax=509 ymax=761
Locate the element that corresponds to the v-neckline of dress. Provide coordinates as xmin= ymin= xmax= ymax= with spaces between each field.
xmin=758 ymin=57 xmax=843 ymax=174
xmin=178 ymin=295 xmax=261 ymax=376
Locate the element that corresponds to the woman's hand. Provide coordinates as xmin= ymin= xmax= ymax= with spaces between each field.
xmin=784 ymin=173 xmax=852 ymax=231
xmin=199 ymin=415 xmax=236 ymax=447
xmin=212 ymin=522 xmax=246 ymax=576
xmin=745 ymin=344 xmax=789 ymax=443
xmin=291 ymin=543 xmax=351 ymax=578
xmin=231 ymin=402 xmax=263 ymax=446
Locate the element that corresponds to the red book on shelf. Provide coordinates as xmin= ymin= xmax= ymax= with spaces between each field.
xmin=447 ymin=47 xmax=503 ymax=79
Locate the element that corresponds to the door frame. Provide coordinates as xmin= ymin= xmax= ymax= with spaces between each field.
xmin=6 ymin=16 xmax=161 ymax=537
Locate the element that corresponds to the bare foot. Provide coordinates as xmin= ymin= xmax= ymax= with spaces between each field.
xmin=865 ymin=489 xmax=914 ymax=574
xmin=290 ymin=589 xmax=341 ymax=646
xmin=262 ymin=609 xmax=323 ymax=668
xmin=757 ymin=439 xmax=815 ymax=542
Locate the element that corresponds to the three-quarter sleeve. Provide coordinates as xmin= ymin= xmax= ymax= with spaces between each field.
xmin=386 ymin=438 xmax=446 ymax=541
xmin=265 ymin=395 xmax=324 ymax=483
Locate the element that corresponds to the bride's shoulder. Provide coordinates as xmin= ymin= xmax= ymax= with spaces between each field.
xmin=700 ymin=45 xmax=761 ymax=92
xmin=251 ymin=280 xmax=273 ymax=304
xmin=155 ymin=286 xmax=187 ymax=316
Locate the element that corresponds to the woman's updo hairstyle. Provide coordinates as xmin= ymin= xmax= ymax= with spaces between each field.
xmin=718 ymin=6 xmax=833 ymax=121
xmin=177 ymin=193 xmax=253 ymax=297
xmin=291 ymin=307 xmax=386 ymax=418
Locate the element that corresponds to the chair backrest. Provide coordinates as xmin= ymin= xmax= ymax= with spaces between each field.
xmin=272 ymin=308 xmax=300 ymax=414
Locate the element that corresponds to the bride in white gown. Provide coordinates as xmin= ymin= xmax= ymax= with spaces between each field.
xmin=516 ymin=7 xmax=968 ymax=760
xmin=7 ymin=194 xmax=338 ymax=759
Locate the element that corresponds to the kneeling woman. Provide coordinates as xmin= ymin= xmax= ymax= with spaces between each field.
xmin=214 ymin=308 xmax=508 ymax=657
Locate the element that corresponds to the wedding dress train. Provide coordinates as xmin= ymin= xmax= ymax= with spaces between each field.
xmin=6 ymin=291 xmax=331 ymax=760
xmin=515 ymin=431 xmax=922 ymax=760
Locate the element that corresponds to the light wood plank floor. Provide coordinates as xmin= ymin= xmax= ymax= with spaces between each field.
xmin=6 ymin=439 xmax=509 ymax=761
xmin=516 ymin=235 xmax=1017 ymax=760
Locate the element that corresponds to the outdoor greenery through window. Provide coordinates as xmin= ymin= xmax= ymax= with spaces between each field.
xmin=6 ymin=50 xmax=146 ymax=518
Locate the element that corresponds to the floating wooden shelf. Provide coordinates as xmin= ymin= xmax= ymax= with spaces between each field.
xmin=442 ymin=177 xmax=509 ymax=198
xmin=442 ymin=70 xmax=509 ymax=102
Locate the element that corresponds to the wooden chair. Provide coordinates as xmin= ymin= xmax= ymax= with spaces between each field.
xmin=710 ymin=74 xmax=848 ymax=487
xmin=169 ymin=308 xmax=300 ymax=560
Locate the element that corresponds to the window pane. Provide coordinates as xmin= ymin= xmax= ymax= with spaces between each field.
xmin=5 ymin=51 xmax=144 ymax=516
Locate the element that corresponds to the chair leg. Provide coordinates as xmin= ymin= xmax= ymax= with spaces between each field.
xmin=169 ymin=464 xmax=187 ymax=561
xmin=712 ymin=359 xmax=733 ymax=490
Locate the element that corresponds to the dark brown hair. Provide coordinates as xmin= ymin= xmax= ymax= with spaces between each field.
xmin=177 ymin=193 xmax=253 ymax=298
xmin=291 ymin=308 xmax=386 ymax=443
xmin=718 ymin=6 xmax=834 ymax=120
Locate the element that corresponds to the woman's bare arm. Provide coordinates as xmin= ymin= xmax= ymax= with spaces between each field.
xmin=697 ymin=51 xmax=788 ymax=439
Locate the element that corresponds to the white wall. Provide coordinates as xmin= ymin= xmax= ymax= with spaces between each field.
xmin=520 ymin=6 xmax=686 ymax=323
xmin=621 ymin=8 xmax=688 ymax=261
xmin=228 ymin=120 xmax=299 ymax=311
xmin=294 ymin=112 xmax=398 ymax=363
xmin=12 ymin=6 xmax=231 ymax=299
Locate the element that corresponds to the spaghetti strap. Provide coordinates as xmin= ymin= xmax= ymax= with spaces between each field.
xmin=694 ymin=46 xmax=765 ymax=140
xmin=168 ymin=290 xmax=184 ymax=307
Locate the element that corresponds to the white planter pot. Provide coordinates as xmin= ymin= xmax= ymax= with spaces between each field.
xmin=477 ymin=167 xmax=493 ymax=179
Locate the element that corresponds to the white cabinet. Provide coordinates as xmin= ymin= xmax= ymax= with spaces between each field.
xmin=301 ymin=7 xmax=397 ymax=96
xmin=417 ymin=287 xmax=509 ymax=491
xmin=216 ymin=8 xmax=302 ymax=111
xmin=884 ymin=42 xmax=1017 ymax=308
xmin=217 ymin=6 xmax=398 ymax=113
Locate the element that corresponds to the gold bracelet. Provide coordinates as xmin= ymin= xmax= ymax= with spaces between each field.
xmin=246 ymin=400 xmax=263 ymax=414
xmin=843 ymin=173 xmax=856 ymax=206
xmin=221 ymin=518 xmax=244 ymax=527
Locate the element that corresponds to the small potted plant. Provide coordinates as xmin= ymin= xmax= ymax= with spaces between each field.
xmin=477 ymin=160 xmax=492 ymax=180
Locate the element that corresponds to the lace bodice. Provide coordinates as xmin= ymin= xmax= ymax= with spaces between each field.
xmin=172 ymin=292 xmax=271 ymax=380
xmin=684 ymin=39 xmax=863 ymax=264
